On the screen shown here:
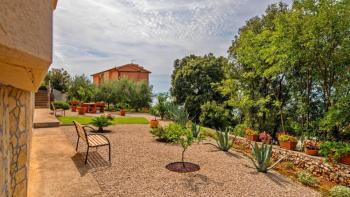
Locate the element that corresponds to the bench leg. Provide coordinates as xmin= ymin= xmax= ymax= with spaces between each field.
xmin=85 ymin=146 xmax=89 ymax=164
xmin=108 ymin=144 xmax=111 ymax=162
xmin=75 ymin=137 xmax=80 ymax=151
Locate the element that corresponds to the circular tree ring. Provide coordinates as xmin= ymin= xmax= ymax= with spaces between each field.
xmin=166 ymin=162 xmax=200 ymax=173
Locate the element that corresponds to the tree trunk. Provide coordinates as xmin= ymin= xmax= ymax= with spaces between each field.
xmin=182 ymin=149 xmax=186 ymax=169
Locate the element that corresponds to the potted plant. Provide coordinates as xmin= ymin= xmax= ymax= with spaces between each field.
xmin=278 ymin=134 xmax=298 ymax=150
xmin=319 ymin=141 xmax=350 ymax=165
xmin=259 ymin=132 xmax=272 ymax=144
xmin=149 ymin=107 xmax=159 ymax=128
xmin=119 ymin=102 xmax=128 ymax=116
xmin=91 ymin=116 xmax=113 ymax=132
xmin=304 ymin=139 xmax=320 ymax=156
xmin=78 ymin=106 xmax=87 ymax=115
xmin=150 ymin=117 xmax=159 ymax=128
xmin=245 ymin=128 xmax=259 ymax=141
xmin=70 ymin=100 xmax=80 ymax=112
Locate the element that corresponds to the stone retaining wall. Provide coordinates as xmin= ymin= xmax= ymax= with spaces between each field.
xmin=0 ymin=84 xmax=33 ymax=197
xmin=232 ymin=136 xmax=350 ymax=186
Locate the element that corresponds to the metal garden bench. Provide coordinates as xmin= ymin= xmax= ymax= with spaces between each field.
xmin=73 ymin=121 xmax=111 ymax=164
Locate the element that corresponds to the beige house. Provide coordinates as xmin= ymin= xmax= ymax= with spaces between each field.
xmin=0 ymin=0 xmax=58 ymax=196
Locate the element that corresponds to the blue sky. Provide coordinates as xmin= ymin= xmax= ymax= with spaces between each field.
xmin=52 ymin=0 xmax=291 ymax=78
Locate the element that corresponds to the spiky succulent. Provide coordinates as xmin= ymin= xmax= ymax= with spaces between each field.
xmin=191 ymin=124 xmax=201 ymax=138
xmin=249 ymin=142 xmax=285 ymax=173
xmin=215 ymin=129 xmax=233 ymax=151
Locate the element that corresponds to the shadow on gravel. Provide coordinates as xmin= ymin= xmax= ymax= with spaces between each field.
xmin=264 ymin=172 xmax=290 ymax=187
xmin=71 ymin=152 xmax=111 ymax=176
xmin=182 ymin=173 xmax=224 ymax=193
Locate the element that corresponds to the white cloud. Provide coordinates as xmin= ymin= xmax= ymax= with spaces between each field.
xmin=52 ymin=0 xmax=291 ymax=77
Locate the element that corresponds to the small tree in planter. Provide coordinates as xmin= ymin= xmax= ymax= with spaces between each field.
xmin=165 ymin=124 xmax=200 ymax=173
xmin=91 ymin=116 xmax=113 ymax=132
xmin=278 ymin=134 xmax=298 ymax=150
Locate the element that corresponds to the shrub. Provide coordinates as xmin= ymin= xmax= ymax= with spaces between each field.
xmin=233 ymin=124 xmax=246 ymax=137
xmin=199 ymin=101 xmax=230 ymax=130
xmin=39 ymin=82 xmax=47 ymax=90
xmin=91 ymin=116 xmax=113 ymax=132
xmin=297 ymin=171 xmax=318 ymax=186
xmin=51 ymin=101 xmax=70 ymax=110
xmin=319 ymin=141 xmax=350 ymax=162
xmin=150 ymin=123 xmax=186 ymax=143
xmin=329 ymin=185 xmax=350 ymax=197
xmin=201 ymin=128 xmax=217 ymax=140
xmin=278 ymin=134 xmax=297 ymax=142
xmin=152 ymin=93 xmax=170 ymax=120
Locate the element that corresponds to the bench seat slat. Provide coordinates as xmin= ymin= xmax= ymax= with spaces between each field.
xmin=88 ymin=135 xmax=109 ymax=146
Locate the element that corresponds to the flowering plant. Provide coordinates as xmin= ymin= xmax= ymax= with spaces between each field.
xmin=304 ymin=140 xmax=321 ymax=150
xmin=278 ymin=134 xmax=297 ymax=142
xmin=245 ymin=128 xmax=258 ymax=136
xmin=259 ymin=132 xmax=272 ymax=144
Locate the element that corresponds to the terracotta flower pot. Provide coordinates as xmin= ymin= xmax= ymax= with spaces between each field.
xmin=246 ymin=135 xmax=259 ymax=142
xmin=304 ymin=147 xmax=319 ymax=156
xmin=150 ymin=119 xmax=159 ymax=128
xmin=279 ymin=141 xmax=297 ymax=151
xmin=339 ymin=155 xmax=350 ymax=165
xmin=71 ymin=106 xmax=77 ymax=112
xmin=120 ymin=109 xmax=126 ymax=116
xmin=78 ymin=107 xmax=87 ymax=115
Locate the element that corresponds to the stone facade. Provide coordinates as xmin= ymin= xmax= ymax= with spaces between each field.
xmin=233 ymin=136 xmax=350 ymax=187
xmin=0 ymin=83 xmax=33 ymax=197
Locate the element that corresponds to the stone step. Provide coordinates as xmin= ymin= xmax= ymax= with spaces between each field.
xmin=33 ymin=121 xmax=59 ymax=128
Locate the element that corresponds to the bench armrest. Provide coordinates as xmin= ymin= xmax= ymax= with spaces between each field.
xmin=83 ymin=125 xmax=97 ymax=132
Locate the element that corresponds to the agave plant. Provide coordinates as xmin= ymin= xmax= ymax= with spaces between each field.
xmin=215 ymin=129 xmax=233 ymax=151
xmin=249 ymin=142 xmax=286 ymax=173
xmin=191 ymin=124 xmax=201 ymax=138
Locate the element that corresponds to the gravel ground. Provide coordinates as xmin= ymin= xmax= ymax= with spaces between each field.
xmin=62 ymin=124 xmax=320 ymax=197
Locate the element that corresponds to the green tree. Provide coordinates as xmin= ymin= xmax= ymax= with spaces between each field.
xmin=95 ymin=80 xmax=118 ymax=109
xmin=129 ymin=82 xmax=153 ymax=111
xmin=171 ymin=54 xmax=228 ymax=121
xmin=68 ymin=74 xmax=95 ymax=102
xmin=221 ymin=0 xmax=350 ymax=140
xmin=45 ymin=68 xmax=71 ymax=93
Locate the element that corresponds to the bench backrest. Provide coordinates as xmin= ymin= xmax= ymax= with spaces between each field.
xmin=73 ymin=121 xmax=87 ymax=141
xmin=51 ymin=103 xmax=56 ymax=111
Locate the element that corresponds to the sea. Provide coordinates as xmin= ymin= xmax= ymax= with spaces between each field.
xmin=149 ymin=74 xmax=171 ymax=95
xmin=149 ymin=74 xmax=171 ymax=105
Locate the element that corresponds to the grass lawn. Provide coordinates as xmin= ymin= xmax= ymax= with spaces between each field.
xmin=57 ymin=116 xmax=149 ymax=125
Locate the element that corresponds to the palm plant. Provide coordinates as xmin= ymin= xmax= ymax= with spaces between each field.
xmin=91 ymin=116 xmax=112 ymax=132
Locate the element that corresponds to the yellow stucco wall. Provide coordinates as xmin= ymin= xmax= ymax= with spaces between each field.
xmin=0 ymin=0 xmax=55 ymax=92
